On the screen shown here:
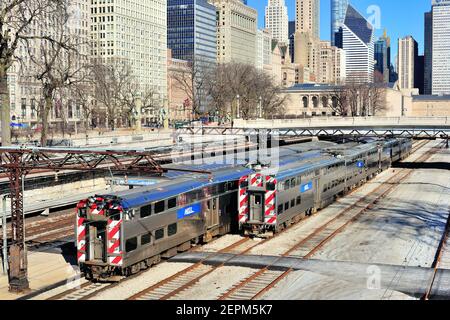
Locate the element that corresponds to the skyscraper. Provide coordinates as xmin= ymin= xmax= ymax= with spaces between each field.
xmin=424 ymin=11 xmax=433 ymax=95
xmin=331 ymin=0 xmax=349 ymax=46
xmin=90 ymin=0 xmax=167 ymax=99
xmin=432 ymin=0 xmax=450 ymax=95
xmin=211 ymin=0 xmax=257 ymax=65
xmin=288 ymin=21 xmax=296 ymax=63
xmin=167 ymin=0 xmax=217 ymax=65
xmin=265 ymin=0 xmax=289 ymax=45
xmin=296 ymin=0 xmax=320 ymax=38
xmin=339 ymin=4 xmax=375 ymax=83
xmin=374 ymin=30 xmax=391 ymax=83
xmin=398 ymin=36 xmax=418 ymax=90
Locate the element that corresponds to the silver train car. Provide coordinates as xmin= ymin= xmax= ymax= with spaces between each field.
xmin=238 ymin=138 xmax=413 ymax=236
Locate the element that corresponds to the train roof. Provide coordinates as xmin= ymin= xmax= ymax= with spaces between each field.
xmin=263 ymin=152 xmax=342 ymax=181
xmin=103 ymin=165 xmax=255 ymax=209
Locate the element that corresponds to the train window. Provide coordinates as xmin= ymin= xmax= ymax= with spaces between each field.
xmin=168 ymin=198 xmax=177 ymax=209
xmin=267 ymin=182 xmax=276 ymax=191
xmin=126 ymin=237 xmax=138 ymax=252
xmin=140 ymin=204 xmax=152 ymax=218
xmin=141 ymin=233 xmax=151 ymax=245
xmin=154 ymin=201 xmax=165 ymax=214
xmin=290 ymin=178 xmax=296 ymax=187
xmin=291 ymin=199 xmax=295 ymax=208
xmin=278 ymin=205 xmax=283 ymax=214
xmin=240 ymin=180 xmax=249 ymax=188
xmin=296 ymin=196 xmax=301 ymax=205
xmin=155 ymin=228 xmax=164 ymax=241
xmin=284 ymin=180 xmax=290 ymax=189
xmin=168 ymin=223 xmax=177 ymax=236
xmin=254 ymin=195 xmax=262 ymax=205
xmin=284 ymin=202 xmax=289 ymax=211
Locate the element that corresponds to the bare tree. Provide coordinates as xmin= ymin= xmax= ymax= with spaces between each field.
xmin=171 ymin=58 xmax=215 ymax=117
xmin=206 ymin=62 xmax=286 ymax=120
xmin=25 ymin=1 xmax=88 ymax=145
xmin=0 ymin=0 xmax=63 ymax=145
xmin=91 ymin=60 xmax=139 ymax=130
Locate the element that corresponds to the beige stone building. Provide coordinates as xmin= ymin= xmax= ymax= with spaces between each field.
xmin=397 ymin=36 xmax=418 ymax=90
xmin=167 ymin=50 xmax=193 ymax=122
xmin=295 ymin=0 xmax=319 ymax=38
xmin=318 ymin=41 xmax=346 ymax=84
xmin=211 ymin=0 xmax=257 ymax=66
xmin=281 ymin=82 xmax=450 ymax=118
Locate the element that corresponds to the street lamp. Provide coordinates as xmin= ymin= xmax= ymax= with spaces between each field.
xmin=236 ymin=94 xmax=240 ymax=119
xmin=258 ymin=96 xmax=263 ymax=119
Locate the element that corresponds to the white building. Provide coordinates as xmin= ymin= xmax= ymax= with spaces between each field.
xmin=211 ymin=0 xmax=257 ymax=66
xmin=340 ymin=4 xmax=374 ymax=83
xmin=90 ymin=0 xmax=167 ymax=100
xmin=432 ymin=0 xmax=450 ymax=95
xmin=265 ymin=0 xmax=289 ymax=45
xmin=398 ymin=36 xmax=418 ymax=90
xmin=256 ymin=29 xmax=273 ymax=71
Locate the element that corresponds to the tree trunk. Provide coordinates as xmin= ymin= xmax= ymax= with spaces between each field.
xmin=40 ymin=94 xmax=52 ymax=146
xmin=0 ymin=72 xmax=11 ymax=146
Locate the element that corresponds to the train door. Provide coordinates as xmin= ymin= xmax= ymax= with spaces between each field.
xmin=88 ymin=222 xmax=107 ymax=262
xmin=205 ymin=198 xmax=220 ymax=229
xmin=314 ymin=177 xmax=320 ymax=208
xmin=249 ymin=193 xmax=264 ymax=222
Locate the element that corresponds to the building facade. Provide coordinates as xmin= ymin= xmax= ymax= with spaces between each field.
xmin=256 ymin=29 xmax=273 ymax=71
xmin=167 ymin=50 xmax=193 ymax=122
xmin=432 ymin=0 xmax=450 ymax=95
xmin=338 ymin=4 xmax=374 ymax=83
xmin=318 ymin=41 xmax=346 ymax=84
xmin=265 ymin=0 xmax=289 ymax=45
xmin=424 ymin=11 xmax=433 ymax=95
xmin=397 ymin=36 xmax=418 ymax=90
xmin=211 ymin=0 xmax=257 ymax=66
xmin=295 ymin=0 xmax=320 ymax=38
xmin=7 ymin=0 xmax=90 ymax=129
xmin=167 ymin=0 xmax=217 ymax=65
xmin=90 ymin=0 xmax=168 ymax=100
xmin=331 ymin=0 xmax=349 ymax=46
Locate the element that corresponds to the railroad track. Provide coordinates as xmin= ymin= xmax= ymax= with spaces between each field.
xmin=218 ymin=140 xmax=443 ymax=300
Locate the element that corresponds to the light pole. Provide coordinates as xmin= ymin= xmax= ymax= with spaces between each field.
xmin=236 ymin=94 xmax=240 ymax=119
xmin=2 ymin=195 xmax=8 ymax=275
xmin=133 ymin=92 xmax=142 ymax=132
xmin=258 ymin=96 xmax=263 ymax=119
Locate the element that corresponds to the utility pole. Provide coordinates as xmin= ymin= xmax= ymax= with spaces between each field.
xmin=258 ymin=96 xmax=263 ymax=119
xmin=2 ymin=195 xmax=8 ymax=275
xmin=134 ymin=93 xmax=142 ymax=132
xmin=236 ymin=95 xmax=240 ymax=119
xmin=163 ymin=98 xmax=169 ymax=130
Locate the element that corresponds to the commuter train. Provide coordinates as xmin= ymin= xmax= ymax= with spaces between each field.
xmin=238 ymin=138 xmax=412 ymax=236
xmin=76 ymin=138 xmax=412 ymax=280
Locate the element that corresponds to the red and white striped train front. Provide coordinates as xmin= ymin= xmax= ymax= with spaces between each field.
xmin=76 ymin=196 xmax=124 ymax=280
xmin=238 ymin=173 xmax=278 ymax=236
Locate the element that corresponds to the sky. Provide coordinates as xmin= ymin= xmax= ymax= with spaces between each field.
xmin=247 ymin=0 xmax=432 ymax=58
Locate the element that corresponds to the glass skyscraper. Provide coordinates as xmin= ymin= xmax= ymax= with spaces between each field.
xmin=167 ymin=0 xmax=217 ymax=65
xmin=331 ymin=0 xmax=349 ymax=46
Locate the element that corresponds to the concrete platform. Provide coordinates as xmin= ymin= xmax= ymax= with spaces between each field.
xmin=0 ymin=246 xmax=79 ymax=300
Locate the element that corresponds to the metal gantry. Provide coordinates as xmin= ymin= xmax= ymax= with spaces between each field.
xmin=177 ymin=126 xmax=450 ymax=140
xmin=0 ymin=146 xmax=208 ymax=292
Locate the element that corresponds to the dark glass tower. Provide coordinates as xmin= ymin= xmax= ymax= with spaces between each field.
xmin=167 ymin=0 xmax=217 ymax=64
xmin=424 ymin=11 xmax=433 ymax=95
xmin=331 ymin=0 xmax=349 ymax=46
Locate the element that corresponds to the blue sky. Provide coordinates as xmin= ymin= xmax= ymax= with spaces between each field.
xmin=247 ymin=0 xmax=432 ymax=57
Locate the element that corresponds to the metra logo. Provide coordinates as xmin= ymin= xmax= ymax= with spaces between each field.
xmin=177 ymin=203 xmax=201 ymax=219
xmin=301 ymin=182 xmax=313 ymax=193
